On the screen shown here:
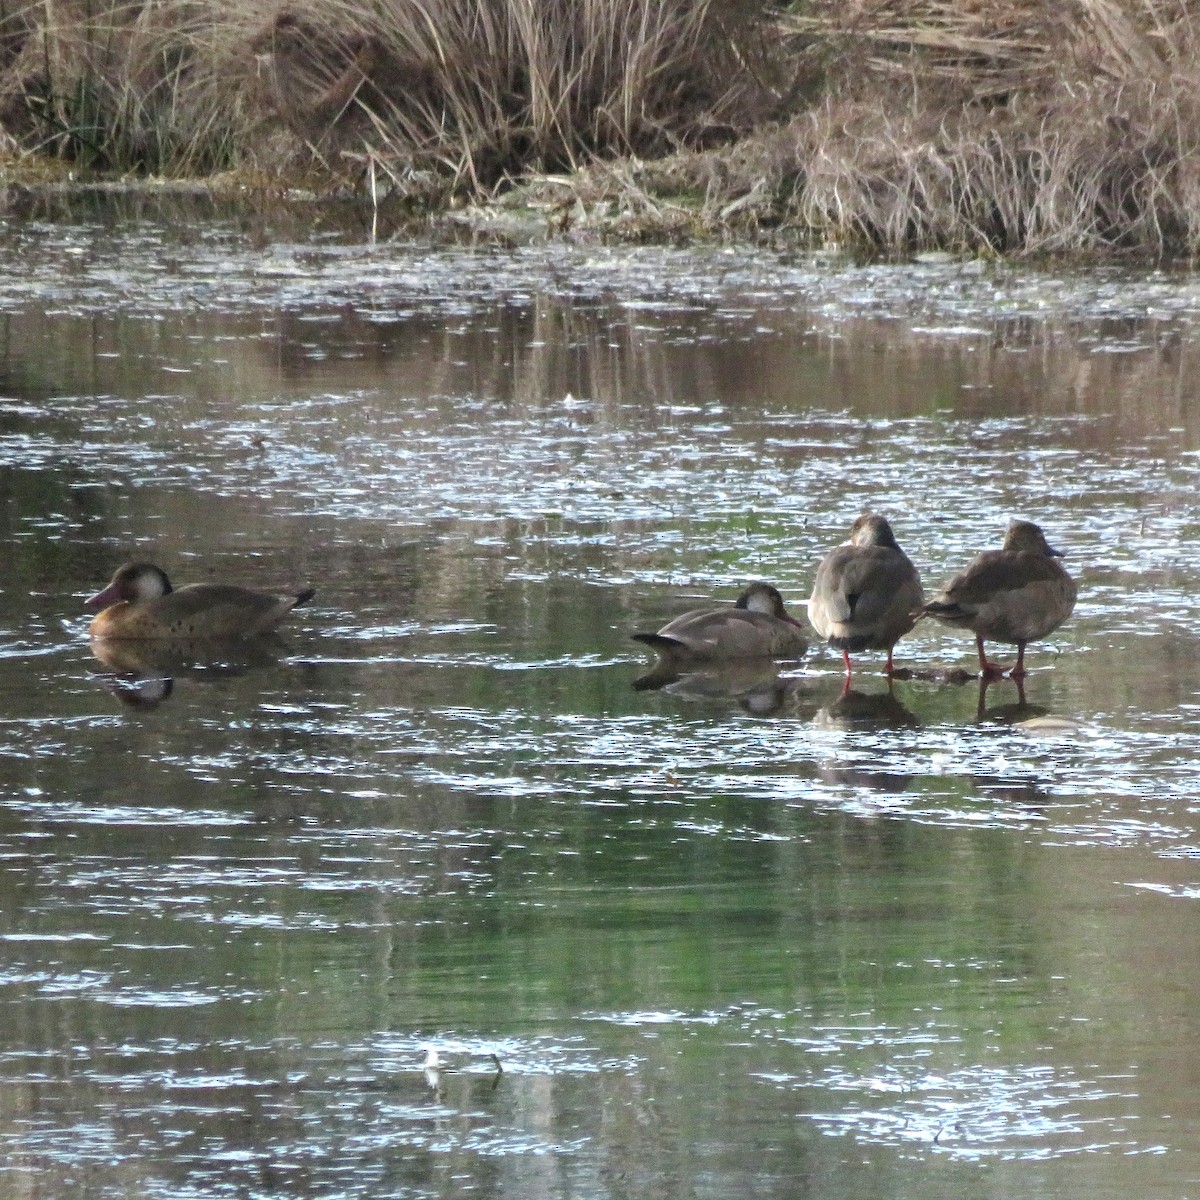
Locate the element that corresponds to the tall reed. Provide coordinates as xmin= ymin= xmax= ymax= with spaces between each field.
xmin=0 ymin=0 xmax=773 ymax=186
xmin=4 ymin=0 xmax=1200 ymax=256
xmin=784 ymin=0 xmax=1200 ymax=256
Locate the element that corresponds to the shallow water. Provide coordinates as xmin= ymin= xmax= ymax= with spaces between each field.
xmin=2 ymin=197 xmax=1200 ymax=1197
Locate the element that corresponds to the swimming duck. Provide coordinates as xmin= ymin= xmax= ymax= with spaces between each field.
xmin=915 ymin=520 xmax=1076 ymax=679
xmin=86 ymin=562 xmax=315 ymax=640
xmin=807 ymin=514 xmax=923 ymax=678
xmin=632 ymin=582 xmax=808 ymax=668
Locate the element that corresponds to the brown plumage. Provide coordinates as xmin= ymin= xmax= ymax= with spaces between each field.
xmin=807 ymin=514 xmax=923 ymax=678
xmin=916 ymin=520 xmax=1076 ymax=679
xmin=632 ymin=582 xmax=808 ymax=668
xmin=86 ymin=562 xmax=315 ymax=640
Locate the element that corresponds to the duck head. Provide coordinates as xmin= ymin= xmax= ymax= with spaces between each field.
xmin=847 ymin=513 xmax=901 ymax=549
xmin=735 ymin=581 xmax=805 ymax=627
xmin=86 ymin=563 xmax=173 ymax=609
xmin=1003 ymin=521 xmax=1062 ymax=557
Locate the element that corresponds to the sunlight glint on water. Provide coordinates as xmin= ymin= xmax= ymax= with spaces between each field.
xmin=0 ymin=205 xmax=1198 ymax=1197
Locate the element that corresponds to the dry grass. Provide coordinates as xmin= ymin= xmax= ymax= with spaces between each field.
xmin=0 ymin=0 xmax=781 ymax=192
xmin=776 ymin=0 xmax=1200 ymax=256
xmin=0 ymin=1 xmax=262 ymax=174
xmin=474 ymin=0 xmax=1200 ymax=258
xmin=2 ymin=0 xmax=1200 ymax=256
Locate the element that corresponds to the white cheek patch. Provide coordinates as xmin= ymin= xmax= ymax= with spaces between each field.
xmin=132 ymin=570 xmax=169 ymax=601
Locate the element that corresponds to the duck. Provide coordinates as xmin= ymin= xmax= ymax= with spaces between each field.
xmin=86 ymin=562 xmax=315 ymax=640
xmin=915 ymin=520 xmax=1076 ymax=679
xmin=632 ymin=582 xmax=808 ymax=668
xmin=807 ymin=514 xmax=923 ymax=678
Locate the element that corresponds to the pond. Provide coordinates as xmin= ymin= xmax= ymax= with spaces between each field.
xmin=2 ymin=193 xmax=1200 ymax=1199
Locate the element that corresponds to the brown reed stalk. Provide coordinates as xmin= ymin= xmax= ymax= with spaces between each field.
xmin=782 ymin=0 xmax=1200 ymax=256
xmin=0 ymin=0 xmax=776 ymax=186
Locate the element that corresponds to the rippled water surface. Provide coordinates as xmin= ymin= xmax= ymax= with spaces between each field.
xmin=3 ymin=195 xmax=1200 ymax=1198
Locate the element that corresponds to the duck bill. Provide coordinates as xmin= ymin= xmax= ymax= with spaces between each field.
xmin=85 ymin=583 xmax=121 ymax=609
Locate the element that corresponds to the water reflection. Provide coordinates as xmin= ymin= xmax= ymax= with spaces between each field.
xmin=818 ymin=760 xmax=915 ymax=795
xmin=970 ymin=773 xmax=1050 ymax=808
xmin=3 ymin=216 xmax=1200 ymax=1196
xmin=92 ymin=668 xmax=175 ymax=708
xmin=974 ymin=676 xmax=1045 ymax=724
xmin=89 ymin=634 xmax=292 ymax=708
xmin=812 ymin=683 xmax=921 ymax=730
xmin=631 ymin=660 xmax=813 ymax=717
xmin=420 ymin=1046 xmax=505 ymax=1103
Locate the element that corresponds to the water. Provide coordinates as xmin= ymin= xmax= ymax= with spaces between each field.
xmin=1 ymin=196 xmax=1200 ymax=1197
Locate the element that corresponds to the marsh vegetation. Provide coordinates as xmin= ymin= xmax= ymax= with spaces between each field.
xmin=2 ymin=0 xmax=1199 ymax=256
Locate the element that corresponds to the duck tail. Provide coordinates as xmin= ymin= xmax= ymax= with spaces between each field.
xmin=631 ymin=633 xmax=684 ymax=651
xmin=293 ymin=588 xmax=317 ymax=608
xmin=913 ymin=600 xmax=967 ymax=621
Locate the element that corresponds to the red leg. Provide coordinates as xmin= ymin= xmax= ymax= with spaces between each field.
xmin=976 ymin=634 xmax=1005 ymax=680
xmin=1011 ymin=642 xmax=1028 ymax=680
xmin=975 ymin=674 xmax=991 ymax=721
xmin=884 ymin=646 xmax=895 ymax=675
xmin=841 ymin=647 xmax=853 ymax=678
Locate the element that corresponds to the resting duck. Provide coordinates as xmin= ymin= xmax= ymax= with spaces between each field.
xmin=807 ymin=514 xmax=924 ymax=678
xmin=916 ymin=520 xmax=1076 ymax=679
xmin=86 ymin=562 xmax=315 ymax=640
xmin=632 ymin=582 xmax=808 ymax=668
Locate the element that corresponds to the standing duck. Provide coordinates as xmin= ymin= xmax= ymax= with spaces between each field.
xmin=86 ymin=562 xmax=315 ymax=640
xmin=632 ymin=582 xmax=808 ymax=669
xmin=916 ymin=520 xmax=1076 ymax=679
xmin=807 ymin=514 xmax=923 ymax=678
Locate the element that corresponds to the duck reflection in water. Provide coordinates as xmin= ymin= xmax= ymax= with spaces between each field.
xmin=89 ymin=635 xmax=291 ymax=709
xmin=94 ymin=668 xmax=175 ymax=710
xmin=974 ymin=674 xmax=1049 ymax=724
xmin=818 ymin=759 xmax=914 ymax=795
xmin=970 ymin=772 xmax=1049 ymax=808
xmin=969 ymin=677 xmax=1052 ymax=811
xmin=811 ymin=683 xmax=918 ymax=793
xmin=812 ymin=682 xmax=920 ymax=731
xmin=633 ymin=659 xmax=813 ymax=718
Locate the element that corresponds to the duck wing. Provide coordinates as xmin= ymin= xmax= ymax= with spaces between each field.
xmin=810 ymin=546 xmax=922 ymax=635
xmin=634 ymin=606 xmax=806 ymax=660
xmin=153 ymin=584 xmax=311 ymax=638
